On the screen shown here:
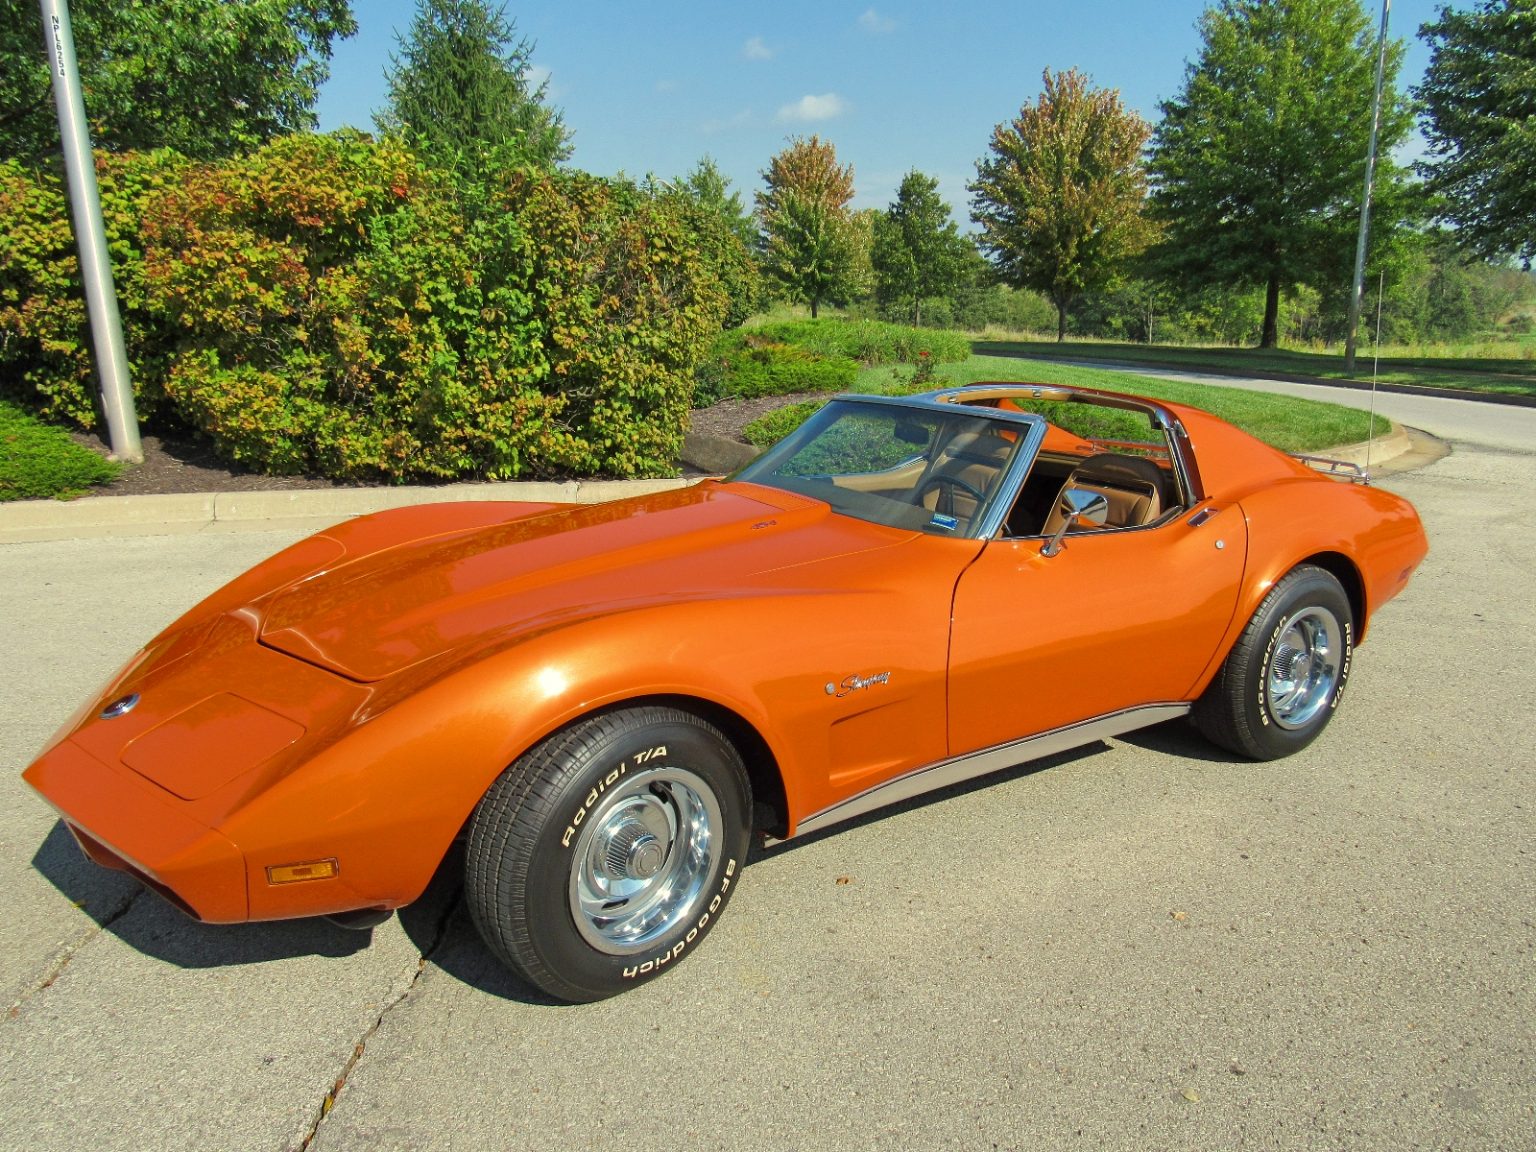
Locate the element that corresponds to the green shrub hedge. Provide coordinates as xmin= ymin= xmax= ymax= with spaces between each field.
xmin=742 ymin=400 xmax=826 ymax=447
xmin=750 ymin=318 xmax=971 ymax=366
xmin=1 ymin=135 xmax=727 ymax=482
xmin=712 ymin=333 xmax=858 ymax=400
xmin=693 ymin=318 xmax=968 ymax=406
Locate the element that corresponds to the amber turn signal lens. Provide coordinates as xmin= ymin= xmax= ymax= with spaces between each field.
xmin=266 ymin=858 xmax=339 ymax=885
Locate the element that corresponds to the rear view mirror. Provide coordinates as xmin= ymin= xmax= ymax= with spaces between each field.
xmin=1062 ymin=487 xmax=1109 ymax=526
xmin=894 ymin=421 xmax=929 ymax=446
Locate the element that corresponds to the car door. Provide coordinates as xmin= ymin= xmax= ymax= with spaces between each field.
xmin=946 ymin=505 xmax=1248 ymax=756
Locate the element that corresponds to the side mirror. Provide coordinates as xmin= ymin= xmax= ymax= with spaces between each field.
xmin=1041 ymin=488 xmax=1109 ymax=557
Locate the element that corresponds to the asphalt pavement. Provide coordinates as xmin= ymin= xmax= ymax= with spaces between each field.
xmin=2 ymin=382 xmax=1532 ymax=1151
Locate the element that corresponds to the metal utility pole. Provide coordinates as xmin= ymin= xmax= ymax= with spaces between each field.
xmin=39 ymin=0 xmax=142 ymax=461
xmin=1343 ymin=0 xmax=1391 ymax=375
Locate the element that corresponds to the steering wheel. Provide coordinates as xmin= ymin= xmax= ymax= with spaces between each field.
xmin=917 ymin=473 xmax=987 ymax=515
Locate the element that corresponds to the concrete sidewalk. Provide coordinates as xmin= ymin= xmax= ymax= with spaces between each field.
xmin=0 ymin=476 xmax=697 ymax=544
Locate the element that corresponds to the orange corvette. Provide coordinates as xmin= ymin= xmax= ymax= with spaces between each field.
xmin=24 ymin=384 xmax=1426 ymax=1001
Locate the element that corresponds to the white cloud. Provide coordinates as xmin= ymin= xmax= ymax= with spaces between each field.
xmin=859 ymin=8 xmax=896 ymax=33
xmin=744 ymin=36 xmax=773 ymax=60
xmin=655 ymin=79 xmax=678 ymax=93
xmin=702 ymin=108 xmax=755 ymax=135
xmin=523 ymin=63 xmax=552 ymax=92
xmin=776 ymin=93 xmax=849 ymax=122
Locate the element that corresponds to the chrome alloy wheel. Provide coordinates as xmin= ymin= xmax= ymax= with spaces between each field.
xmin=568 ymin=767 xmax=721 ymax=954
xmin=1266 ymin=606 xmax=1342 ymax=731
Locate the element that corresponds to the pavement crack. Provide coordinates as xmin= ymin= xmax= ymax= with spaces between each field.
xmin=293 ymin=890 xmax=462 ymax=1152
xmin=7 ymin=888 xmax=144 ymax=1018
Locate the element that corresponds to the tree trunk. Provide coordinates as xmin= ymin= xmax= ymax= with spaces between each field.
xmin=810 ymin=297 xmax=820 ymax=319
xmin=1261 ymin=273 xmax=1280 ymax=348
xmin=1055 ymin=295 xmax=1067 ymax=342
xmin=913 ymin=298 xmax=921 ymax=327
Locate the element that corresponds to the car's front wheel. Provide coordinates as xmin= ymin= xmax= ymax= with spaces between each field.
xmin=466 ymin=706 xmax=751 ymax=1002
xmin=1194 ymin=564 xmax=1354 ymax=760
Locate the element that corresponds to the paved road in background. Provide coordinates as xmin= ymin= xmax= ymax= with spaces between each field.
xmin=2 ymin=386 xmax=1532 ymax=1150
xmin=1051 ymin=357 xmax=1533 ymax=455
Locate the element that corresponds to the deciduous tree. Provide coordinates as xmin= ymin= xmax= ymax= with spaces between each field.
xmin=379 ymin=0 xmax=570 ymax=176
xmin=872 ymin=170 xmax=972 ymax=326
xmin=970 ymin=68 xmax=1151 ymax=342
xmin=1147 ymin=0 xmax=1414 ymax=348
xmin=1415 ymin=0 xmax=1536 ymax=266
xmin=755 ymin=136 xmax=864 ymax=318
xmin=0 ymin=0 xmax=355 ymax=162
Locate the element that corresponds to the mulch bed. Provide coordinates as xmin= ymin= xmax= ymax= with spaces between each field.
xmin=70 ymin=427 xmax=351 ymax=497
xmin=67 ymin=395 xmax=823 ymax=498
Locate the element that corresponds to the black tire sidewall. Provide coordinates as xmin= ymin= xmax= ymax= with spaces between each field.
xmin=1235 ymin=569 xmax=1354 ymax=758
xmin=520 ymin=715 xmax=749 ymax=1000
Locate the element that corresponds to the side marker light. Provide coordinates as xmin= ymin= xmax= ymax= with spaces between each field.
xmin=266 ymin=858 xmax=339 ymax=885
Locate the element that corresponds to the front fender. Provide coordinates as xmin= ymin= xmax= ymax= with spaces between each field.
xmin=224 ymin=583 xmax=951 ymax=912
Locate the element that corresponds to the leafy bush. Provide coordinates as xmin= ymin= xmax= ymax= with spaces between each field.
xmin=749 ymin=318 xmax=971 ymax=366
xmin=0 ymin=398 xmax=119 ymax=500
xmin=0 ymin=150 xmax=189 ymax=426
xmin=511 ymin=172 xmax=729 ymax=476
xmin=2 ymin=135 xmax=727 ymax=482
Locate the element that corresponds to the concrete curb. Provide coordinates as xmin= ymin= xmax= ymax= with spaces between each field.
xmin=0 ymin=422 xmax=1418 ymax=546
xmin=0 ymin=477 xmax=695 ymax=545
xmin=1312 ymin=421 xmax=1412 ymax=472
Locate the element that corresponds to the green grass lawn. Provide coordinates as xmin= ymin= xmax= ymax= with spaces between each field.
xmin=849 ymin=355 xmax=1388 ymax=454
xmin=0 ymin=399 xmax=120 ymax=501
xmin=974 ymin=337 xmax=1536 ymax=397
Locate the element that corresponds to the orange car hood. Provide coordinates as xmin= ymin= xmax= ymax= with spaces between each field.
xmin=259 ymin=482 xmax=917 ymax=683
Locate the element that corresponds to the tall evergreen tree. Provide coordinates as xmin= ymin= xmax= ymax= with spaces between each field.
xmin=668 ymin=158 xmax=762 ymax=328
xmin=872 ymin=171 xmax=972 ymax=327
xmin=1147 ymin=0 xmax=1414 ymax=348
xmin=0 ymin=0 xmax=354 ymax=162
xmin=755 ymin=136 xmax=863 ymax=318
xmin=970 ymin=68 xmax=1152 ymax=342
xmin=678 ymin=156 xmax=756 ymax=249
xmin=1415 ymin=0 xmax=1536 ymax=266
xmin=379 ymin=0 xmax=570 ymax=175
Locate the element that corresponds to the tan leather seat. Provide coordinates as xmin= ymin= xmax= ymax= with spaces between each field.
xmin=918 ymin=430 xmax=1013 ymax=523
xmin=1039 ymin=452 xmax=1175 ymax=537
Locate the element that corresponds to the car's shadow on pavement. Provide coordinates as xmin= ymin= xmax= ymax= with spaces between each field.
xmin=34 ymin=819 xmax=377 ymax=967
xmin=395 ymin=842 xmax=568 ymax=1007
xmin=1117 ymin=717 xmax=1250 ymax=763
xmin=29 ymin=720 xmax=1237 ymax=997
xmin=750 ymin=718 xmax=1246 ymax=863
xmin=749 ymin=741 xmax=1106 ymax=862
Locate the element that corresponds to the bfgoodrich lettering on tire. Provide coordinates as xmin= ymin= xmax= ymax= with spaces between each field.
xmin=466 ymin=706 xmax=751 ymax=1002
xmin=1194 ymin=564 xmax=1354 ymax=760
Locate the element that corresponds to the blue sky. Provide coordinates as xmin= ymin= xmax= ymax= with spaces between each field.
xmin=315 ymin=1 xmax=1442 ymax=219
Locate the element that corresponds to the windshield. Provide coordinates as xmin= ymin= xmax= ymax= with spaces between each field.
xmin=734 ymin=398 xmax=1032 ymax=537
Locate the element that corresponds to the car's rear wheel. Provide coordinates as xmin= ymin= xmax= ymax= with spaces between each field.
xmin=1194 ymin=564 xmax=1353 ymax=760
xmin=466 ymin=706 xmax=751 ymax=1002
